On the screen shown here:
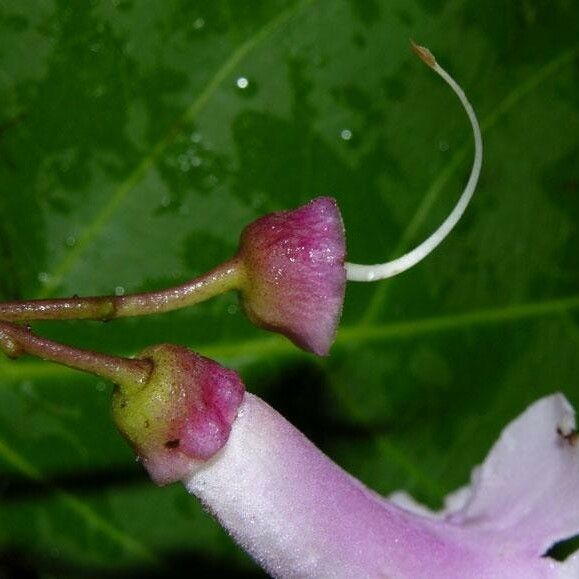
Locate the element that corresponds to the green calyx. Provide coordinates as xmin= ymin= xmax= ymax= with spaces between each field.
xmin=112 ymin=343 xmax=245 ymax=486
xmin=112 ymin=344 xmax=191 ymax=485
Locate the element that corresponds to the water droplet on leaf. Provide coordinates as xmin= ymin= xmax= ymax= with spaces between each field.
xmin=340 ymin=129 xmax=353 ymax=141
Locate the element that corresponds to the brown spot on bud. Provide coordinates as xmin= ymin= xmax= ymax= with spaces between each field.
xmin=557 ymin=426 xmax=578 ymax=446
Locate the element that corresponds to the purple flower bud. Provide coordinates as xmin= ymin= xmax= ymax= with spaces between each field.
xmin=237 ymin=197 xmax=346 ymax=356
xmin=112 ymin=345 xmax=244 ymax=486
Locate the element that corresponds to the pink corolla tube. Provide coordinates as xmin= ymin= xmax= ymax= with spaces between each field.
xmin=181 ymin=392 xmax=579 ymax=579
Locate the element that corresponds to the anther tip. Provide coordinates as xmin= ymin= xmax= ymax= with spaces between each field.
xmin=410 ymin=40 xmax=437 ymax=69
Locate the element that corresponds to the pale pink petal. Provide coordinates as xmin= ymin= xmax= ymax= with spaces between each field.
xmin=443 ymin=394 xmax=579 ymax=558
xmin=390 ymin=485 xmax=472 ymax=518
xmin=560 ymin=552 xmax=579 ymax=579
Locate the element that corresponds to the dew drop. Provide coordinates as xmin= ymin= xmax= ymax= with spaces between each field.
xmin=38 ymin=272 xmax=50 ymax=284
xmin=20 ymin=380 xmax=34 ymax=395
xmin=190 ymin=132 xmax=202 ymax=144
xmin=115 ymin=286 xmax=125 ymax=296
xmin=193 ymin=17 xmax=205 ymax=30
xmin=438 ymin=139 xmax=450 ymax=152
xmin=178 ymin=153 xmax=191 ymax=172
xmin=160 ymin=194 xmax=171 ymax=208
xmin=236 ymin=76 xmax=249 ymax=90
xmin=340 ymin=129 xmax=353 ymax=141
xmin=65 ymin=235 xmax=76 ymax=247
xmin=227 ymin=304 xmax=238 ymax=315
xmin=250 ymin=191 xmax=266 ymax=209
xmin=93 ymin=84 xmax=106 ymax=98
xmin=204 ymin=174 xmax=218 ymax=188
xmin=96 ymin=381 xmax=107 ymax=392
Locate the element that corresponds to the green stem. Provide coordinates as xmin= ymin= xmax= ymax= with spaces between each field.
xmin=0 ymin=258 xmax=243 ymax=323
xmin=0 ymin=321 xmax=151 ymax=387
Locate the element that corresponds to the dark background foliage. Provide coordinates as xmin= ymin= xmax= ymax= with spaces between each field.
xmin=0 ymin=0 xmax=578 ymax=576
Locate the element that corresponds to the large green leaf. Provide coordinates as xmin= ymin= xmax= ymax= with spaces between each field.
xmin=0 ymin=0 xmax=578 ymax=576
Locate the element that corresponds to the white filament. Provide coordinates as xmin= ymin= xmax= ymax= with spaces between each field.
xmin=346 ymin=45 xmax=483 ymax=282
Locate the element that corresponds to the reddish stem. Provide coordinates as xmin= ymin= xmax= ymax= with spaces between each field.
xmin=0 ymin=259 xmax=243 ymax=323
xmin=0 ymin=321 xmax=151 ymax=387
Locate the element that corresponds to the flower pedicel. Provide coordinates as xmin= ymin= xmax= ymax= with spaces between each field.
xmin=0 ymin=44 xmax=481 ymax=356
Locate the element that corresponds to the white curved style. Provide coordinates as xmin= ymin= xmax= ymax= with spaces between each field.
xmin=346 ymin=44 xmax=483 ymax=282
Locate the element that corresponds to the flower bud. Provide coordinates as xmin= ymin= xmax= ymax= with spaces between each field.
xmin=112 ymin=344 xmax=245 ymax=485
xmin=237 ymin=197 xmax=346 ymax=356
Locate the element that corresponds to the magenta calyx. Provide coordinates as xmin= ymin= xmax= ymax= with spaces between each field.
xmin=237 ymin=196 xmax=346 ymax=356
xmin=0 ymin=198 xmax=347 ymax=356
